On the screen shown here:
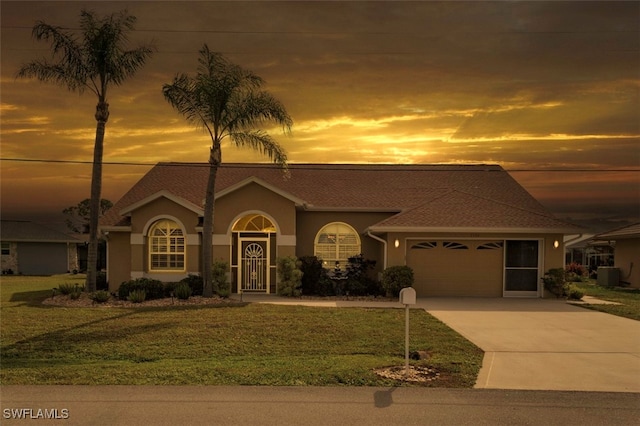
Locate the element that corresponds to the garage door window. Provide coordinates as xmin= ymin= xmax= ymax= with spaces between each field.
xmin=444 ymin=241 xmax=468 ymax=250
xmin=477 ymin=242 xmax=503 ymax=250
xmin=411 ymin=241 xmax=437 ymax=249
xmin=505 ymin=240 xmax=539 ymax=292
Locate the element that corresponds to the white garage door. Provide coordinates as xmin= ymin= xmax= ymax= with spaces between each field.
xmin=407 ymin=240 xmax=504 ymax=297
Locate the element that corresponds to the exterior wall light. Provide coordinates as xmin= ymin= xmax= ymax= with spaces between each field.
xmin=553 ymin=240 xmax=559 ymax=249
xmin=394 ymin=239 xmax=400 ymax=248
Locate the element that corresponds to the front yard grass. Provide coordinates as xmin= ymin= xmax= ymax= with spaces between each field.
xmin=0 ymin=275 xmax=482 ymax=386
xmin=573 ymin=280 xmax=640 ymax=321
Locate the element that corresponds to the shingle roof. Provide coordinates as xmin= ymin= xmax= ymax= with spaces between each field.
xmin=596 ymin=222 xmax=640 ymax=240
xmin=101 ymin=162 xmax=579 ymax=232
xmin=370 ymin=190 xmax=578 ymax=231
xmin=1 ymin=220 xmax=79 ymax=243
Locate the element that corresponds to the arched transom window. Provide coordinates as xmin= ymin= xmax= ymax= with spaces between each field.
xmin=232 ymin=214 xmax=276 ymax=232
xmin=149 ymin=219 xmax=185 ymax=271
xmin=314 ymin=222 xmax=361 ymax=269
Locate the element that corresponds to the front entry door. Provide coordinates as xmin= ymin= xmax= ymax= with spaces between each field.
xmin=240 ymin=239 xmax=268 ymax=292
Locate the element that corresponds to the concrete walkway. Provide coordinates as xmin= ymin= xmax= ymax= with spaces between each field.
xmin=237 ymin=294 xmax=640 ymax=392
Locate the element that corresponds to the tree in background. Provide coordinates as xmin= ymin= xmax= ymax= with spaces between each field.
xmin=17 ymin=10 xmax=154 ymax=292
xmin=63 ymin=198 xmax=113 ymax=234
xmin=162 ymin=45 xmax=292 ymax=297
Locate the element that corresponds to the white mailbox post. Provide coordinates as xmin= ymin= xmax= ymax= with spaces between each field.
xmin=399 ymin=287 xmax=417 ymax=376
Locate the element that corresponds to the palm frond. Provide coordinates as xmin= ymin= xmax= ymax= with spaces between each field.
xmin=229 ymin=130 xmax=288 ymax=168
xmin=163 ymin=74 xmax=215 ymax=139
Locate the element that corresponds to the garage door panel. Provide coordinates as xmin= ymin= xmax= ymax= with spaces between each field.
xmin=408 ymin=240 xmax=503 ymax=297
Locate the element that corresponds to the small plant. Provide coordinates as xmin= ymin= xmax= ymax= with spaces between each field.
xmin=566 ymin=285 xmax=585 ymax=301
xmin=174 ymin=282 xmax=192 ymax=300
xmin=382 ymin=266 xmax=414 ymax=297
xmin=277 ymin=256 xmax=303 ymax=297
xmin=90 ymin=290 xmax=111 ymax=304
xmin=212 ymin=261 xmax=230 ymax=297
xmin=127 ymin=289 xmax=146 ymax=303
xmin=542 ymin=268 xmax=567 ymax=298
xmin=69 ymin=290 xmax=82 ymax=300
xmin=58 ymin=283 xmax=82 ymax=295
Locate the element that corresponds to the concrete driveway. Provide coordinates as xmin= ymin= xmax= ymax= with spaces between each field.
xmin=418 ymin=298 xmax=640 ymax=392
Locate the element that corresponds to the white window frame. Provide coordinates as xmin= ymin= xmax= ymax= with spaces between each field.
xmin=148 ymin=219 xmax=185 ymax=272
xmin=314 ymin=222 xmax=361 ymax=270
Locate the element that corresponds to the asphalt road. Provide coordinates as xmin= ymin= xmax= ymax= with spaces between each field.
xmin=1 ymin=386 xmax=639 ymax=425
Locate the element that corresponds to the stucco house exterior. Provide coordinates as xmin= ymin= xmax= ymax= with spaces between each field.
xmin=594 ymin=223 xmax=640 ymax=288
xmin=1 ymin=220 xmax=80 ymax=275
xmin=101 ymin=163 xmax=580 ymax=298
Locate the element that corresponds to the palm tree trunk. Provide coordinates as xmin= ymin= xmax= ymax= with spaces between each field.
xmin=202 ymin=145 xmax=221 ymax=297
xmin=86 ymin=101 xmax=109 ymax=292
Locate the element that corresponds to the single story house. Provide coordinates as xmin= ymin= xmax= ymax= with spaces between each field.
xmin=594 ymin=223 xmax=640 ymax=288
xmin=101 ymin=163 xmax=580 ymax=298
xmin=0 ymin=220 xmax=80 ymax=275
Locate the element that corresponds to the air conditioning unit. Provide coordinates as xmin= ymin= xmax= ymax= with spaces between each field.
xmin=597 ymin=267 xmax=619 ymax=287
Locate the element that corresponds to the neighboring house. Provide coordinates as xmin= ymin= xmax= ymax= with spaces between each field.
xmin=594 ymin=223 xmax=640 ymax=288
xmin=0 ymin=220 xmax=80 ymax=275
xmin=101 ymin=163 xmax=580 ymax=298
xmin=564 ymin=233 xmax=614 ymax=276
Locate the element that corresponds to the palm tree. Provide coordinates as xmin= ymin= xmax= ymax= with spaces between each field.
xmin=17 ymin=10 xmax=154 ymax=292
xmin=163 ymin=45 xmax=292 ymax=297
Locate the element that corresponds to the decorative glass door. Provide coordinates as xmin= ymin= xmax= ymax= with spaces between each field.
xmin=241 ymin=240 xmax=268 ymax=291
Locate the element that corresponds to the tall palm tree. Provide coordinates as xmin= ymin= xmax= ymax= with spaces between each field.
xmin=163 ymin=45 xmax=292 ymax=297
xmin=17 ymin=10 xmax=154 ymax=292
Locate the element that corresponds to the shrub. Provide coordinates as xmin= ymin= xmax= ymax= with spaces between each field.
xmin=345 ymin=254 xmax=381 ymax=296
xmin=541 ymin=268 xmax=567 ymax=298
xmin=566 ymin=285 xmax=584 ymax=301
xmin=565 ymin=263 xmax=587 ymax=282
xmin=90 ymin=290 xmax=111 ymax=304
xmin=382 ymin=266 xmax=414 ymax=297
xmin=180 ymin=274 xmax=204 ymax=296
xmin=96 ymin=271 xmax=108 ymax=291
xmin=58 ymin=283 xmax=82 ymax=295
xmin=69 ymin=290 xmax=82 ymax=300
xmin=174 ymin=282 xmax=192 ymax=300
xmin=277 ymin=256 xmax=303 ymax=297
xmin=212 ymin=261 xmax=230 ymax=297
xmin=164 ymin=281 xmax=178 ymax=298
xmin=118 ymin=278 xmax=164 ymax=300
xmin=127 ymin=289 xmax=146 ymax=303
xmin=299 ymin=256 xmax=334 ymax=296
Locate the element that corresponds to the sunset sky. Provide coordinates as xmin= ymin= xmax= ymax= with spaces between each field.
xmin=1 ymin=1 xmax=638 ymax=230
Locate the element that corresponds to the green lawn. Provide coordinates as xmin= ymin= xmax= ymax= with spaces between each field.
xmin=573 ymin=280 xmax=640 ymax=321
xmin=0 ymin=275 xmax=482 ymax=386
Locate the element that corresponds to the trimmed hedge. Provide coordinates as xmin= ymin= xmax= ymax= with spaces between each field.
xmin=382 ymin=265 xmax=414 ymax=297
xmin=118 ymin=278 xmax=164 ymax=300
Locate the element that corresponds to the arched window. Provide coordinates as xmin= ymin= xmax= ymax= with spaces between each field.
xmin=314 ymin=222 xmax=361 ymax=269
xmin=148 ymin=219 xmax=185 ymax=271
xmin=232 ymin=214 xmax=276 ymax=232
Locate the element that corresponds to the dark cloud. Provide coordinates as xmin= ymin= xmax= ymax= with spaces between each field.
xmin=1 ymin=1 xmax=638 ymax=223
